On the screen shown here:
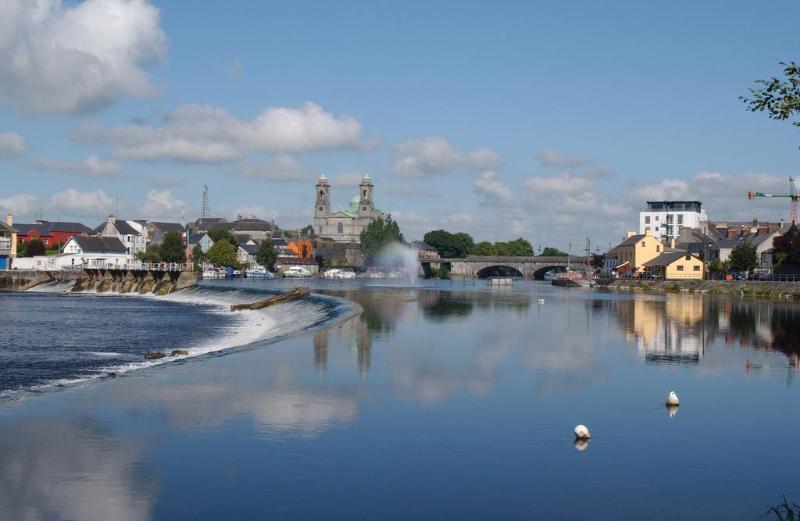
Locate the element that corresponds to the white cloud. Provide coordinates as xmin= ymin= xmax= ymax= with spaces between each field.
xmin=0 ymin=193 xmax=38 ymax=216
xmin=232 ymin=205 xmax=271 ymax=221
xmin=536 ymin=149 xmax=589 ymax=168
xmin=141 ymin=190 xmax=184 ymax=221
xmin=236 ymin=155 xmax=315 ymax=183
xmin=0 ymin=132 xmax=25 ymax=158
xmin=524 ymin=174 xmax=596 ymax=195
xmin=330 ymin=172 xmax=368 ymax=187
xmin=29 ymin=155 xmax=121 ymax=177
xmin=392 ymin=137 xmax=500 ymax=178
xmin=0 ymin=0 xmax=166 ymax=113
xmin=631 ymin=178 xmax=689 ymax=201
xmin=443 ymin=211 xmax=474 ymax=226
xmin=473 ymin=171 xmax=512 ymax=206
xmin=75 ymin=102 xmax=371 ymax=163
xmin=47 ymin=188 xmax=114 ymax=218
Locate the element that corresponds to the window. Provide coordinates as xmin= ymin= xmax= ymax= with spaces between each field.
xmin=677 ymin=265 xmax=684 ymax=271
xmin=693 ymin=265 xmax=700 ymax=271
xmin=337 ymin=222 xmax=343 ymax=234
xmin=641 ymin=242 xmax=645 ymax=247
xmin=677 ymin=214 xmax=684 ymax=225
xmin=656 ymin=246 xmax=660 ymax=252
xmin=645 ymin=216 xmax=650 ymax=224
xmin=655 ymin=216 xmax=659 ymax=221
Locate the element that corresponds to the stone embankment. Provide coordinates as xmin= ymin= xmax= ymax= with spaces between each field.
xmin=0 ymin=270 xmax=80 ymax=291
xmin=605 ymin=279 xmax=800 ymax=300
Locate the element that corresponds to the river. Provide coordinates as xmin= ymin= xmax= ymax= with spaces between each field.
xmin=0 ymin=279 xmax=798 ymax=520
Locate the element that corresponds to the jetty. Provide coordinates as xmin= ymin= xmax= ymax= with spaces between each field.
xmin=231 ymin=287 xmax=310 ymax=311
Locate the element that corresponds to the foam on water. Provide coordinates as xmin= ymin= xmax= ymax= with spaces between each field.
xmin=3 ymin=283 xmax=359 ymax=401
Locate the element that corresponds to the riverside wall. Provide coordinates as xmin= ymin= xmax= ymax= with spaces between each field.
xmin=605 ymin=279 xmax=800 ymax=300
xmin=0 ymin=269 xmax=199 ymax=293
xmin=0 ymin=270 xmax=80 ymax=291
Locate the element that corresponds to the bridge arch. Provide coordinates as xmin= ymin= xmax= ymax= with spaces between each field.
xmin=532 ymin=265 xmax=567 ymax=280
xmin=476 ymin=265 xmax=524 ymax=279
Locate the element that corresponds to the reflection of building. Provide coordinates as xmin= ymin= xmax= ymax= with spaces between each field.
xmin=311 ymin=315 xmax=372 ymax=375
xmin=619 ymin=295 xmax=707 ymax=363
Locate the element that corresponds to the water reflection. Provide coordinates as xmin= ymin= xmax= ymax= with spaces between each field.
xmin=606 ymin=294 xmax=800 ymax=366
xmin=0 ymin=419 xmax=156 ymax=521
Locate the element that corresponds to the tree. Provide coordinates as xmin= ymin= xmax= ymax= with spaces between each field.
xmin=472 ymin=241 xmax=496 ymax=256
xmin=255 ymin=239 xmax=278 ymax=270
xmin=495 ymin=238 xmax=534 ymax=256
xmin=159 ymin=231 xmax=186 ymax=263
xmin=360 ymin=217 xmax=404 ymax=258
xmin=773 ymin=223 xmax=800 ymax=265
xmin=136 ymin=249 xmax=161 ymax=263
xmin=207 ymin=228 xmax=238 ymax=249
xmin=16 ymin=241 xmax=28 ymax=258
xmin=423 ymin=230 xmax=474 ymax=258
xmin=27 ymin=239 xmax=45 ymax=257
xmin=541 ymin=246 xmax=568 ymax=257
xmin=729 ymin=241 xmax=759 ymax=272
xmin=300 ymin=224 xmax=315 ymax=237
xmin=206 ymin=240 xmax=238 ymax=268
xmin=741 ymin=62 xmax=800 ymax=131
xmin=192 ymin=243 xmax=204 ymax=271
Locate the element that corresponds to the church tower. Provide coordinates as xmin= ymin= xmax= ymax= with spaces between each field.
xmin=357 ymin=175 xmax=374 ymax=218
xmin=315 ymin=175 xmax=331 ymax=234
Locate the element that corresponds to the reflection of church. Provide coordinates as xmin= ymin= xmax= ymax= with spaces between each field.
xmin=313 ymin=316 xmax=372 ymax=376
xmin=313 ymin=174 xmax=386 ymax=243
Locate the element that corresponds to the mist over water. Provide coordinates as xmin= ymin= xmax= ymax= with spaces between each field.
xmin=372 ymin=241 xmax=419 ymax=283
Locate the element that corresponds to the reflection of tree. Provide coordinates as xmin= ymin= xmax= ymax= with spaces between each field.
xmin=770 ymin=310 xmax=800 ymax=355
xmin=418 ymin=290 xmax=531 ymax=321
xmin=317 ymin=288 xmax=411 ymax=336
xmin=728 ymin=306 xmax=757 ymax=343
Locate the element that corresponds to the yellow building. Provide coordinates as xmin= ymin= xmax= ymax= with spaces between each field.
xmin=609 ymin=230 xmax=663 ymax=273
xmin=642 ymin=252 xmax=705 ymax=280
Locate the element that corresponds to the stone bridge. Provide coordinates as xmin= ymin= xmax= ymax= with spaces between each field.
xmin=423 ymin=256 xmax=589 ymax=279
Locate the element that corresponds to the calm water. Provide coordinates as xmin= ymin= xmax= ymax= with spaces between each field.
xmin=1 ymin=280 xmax=799 ymax=520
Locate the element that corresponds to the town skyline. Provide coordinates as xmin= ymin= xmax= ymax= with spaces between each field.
xmin=1 ymin=0 xmax=800 ymax=248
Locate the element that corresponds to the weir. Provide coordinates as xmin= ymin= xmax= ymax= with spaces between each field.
xmin=0 ymin=269 xmax=199 ymax=294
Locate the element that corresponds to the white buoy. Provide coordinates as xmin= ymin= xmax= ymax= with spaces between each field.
xmin=574 ymin=424 xmax=591 ymax=440
xmin=666 ymin=404 xmax=679 ymax=418
xmin=666 ymin=391 xmax=680 ymax=406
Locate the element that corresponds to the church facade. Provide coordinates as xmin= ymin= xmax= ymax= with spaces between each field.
xmin=314 ymin=174 xmax=386 ymax=243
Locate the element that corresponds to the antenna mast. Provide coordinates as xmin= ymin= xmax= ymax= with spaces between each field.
xmin=201 ymin=185 xmax=209 ymax=218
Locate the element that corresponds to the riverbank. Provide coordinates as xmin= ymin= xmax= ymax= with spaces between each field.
xmin=605 ymin=279 xmax=800 ymax=300
xmin=0 ymin=269 xmax=199 ymax=293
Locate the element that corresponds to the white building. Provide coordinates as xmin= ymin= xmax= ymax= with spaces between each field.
xmin=94 ymin=215 xmax=147 ymax=257
xmin=16 ymin=236 xmax=134 ymax=271
xmin=639 ymin=201 xmax=708 ymax=243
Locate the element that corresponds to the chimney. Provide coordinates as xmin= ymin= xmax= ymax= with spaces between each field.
xmin=6 ymin=213 xmax=11 ymax=227
xmin=670 ymin=238 xmax=676 ymax=249
xmin=625 ymin=231 xmax=636 ymax=239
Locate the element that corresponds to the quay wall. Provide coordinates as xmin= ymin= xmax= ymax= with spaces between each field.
xmin=605 ymin=279 xmax=800 ymax=300
xmin=0 ymin=269 xmax=199 ymax=293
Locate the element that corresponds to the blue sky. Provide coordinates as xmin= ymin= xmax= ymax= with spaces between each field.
xmin=0 ymin=0 xmax=798 ymax=249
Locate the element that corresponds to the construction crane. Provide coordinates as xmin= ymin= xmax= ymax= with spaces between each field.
xmin=747 ymin=176 xmax=799 ymax=224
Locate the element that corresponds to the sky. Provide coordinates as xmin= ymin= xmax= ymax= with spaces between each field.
xmin=0 ymin=0 xmax=799 ymax=250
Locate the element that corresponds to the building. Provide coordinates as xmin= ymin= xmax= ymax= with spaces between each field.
xmin=15 ymin=220 xmax=92 ymax=248
xmin=411 ymin=241 xmax=440 ymax=261
xmin=237 ymin=244 xmax=258 ymax=266
xmin=146 ymin=222 xmax=186 ymax=247
xmin=642 ymin=252 xmax=705 ymax=280
xmin=314 ymin=174 xmax=387 ymax=243
xmin=94 ymin=216 xmax=146 ymax=257
xmin=0 ymin=214 xmax=17 ymax=269
xmin=639 ymin=201 xmax=708 ymax=243
xmin=675 ymin=227 xmax=719 ymax=261
xmin=228 ymin=217 xmax=278 ymax=242
xmin=607 ymin=230 xmax=664 ymax=274
xmin=287 ymin=238 xmax=314 ymax=259
xmin=58 ymin=236 xmax=132 ymax=269
xmin=188 ymin=217 xmax=228 ymax=235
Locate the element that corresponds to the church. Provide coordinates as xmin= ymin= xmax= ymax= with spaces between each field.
xmin=314 ymin=174 xmax=387 ymax=243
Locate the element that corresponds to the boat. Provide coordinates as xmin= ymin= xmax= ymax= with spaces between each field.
xmin=202 ymin=267 xmax=224 ymax=279
xmin=283 ymin=266 xmax=312 ymax=278
xmin=246 ymin=265 xmax=274 ymax=279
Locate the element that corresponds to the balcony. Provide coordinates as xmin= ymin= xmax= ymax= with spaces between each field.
xmin=0 ymin=237 xmax=11 ymax=255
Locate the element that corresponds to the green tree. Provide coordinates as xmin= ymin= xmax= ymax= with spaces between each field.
xmin=729 ymin=241 xmax=759 ymax=272
xmin=255 ymin=239 xmax=278 ymax=270
xmin=472 ymin=241 xmax=496 ymax=256
xmin=207 ymin=228 xmax=238 ymax=249
xmin=741 ymin=62 xmax=800 ymax=130
xmin=192 ymin=243 xmax=204 ymax=271
xmin=541 ymin=246 xmax=568 ymax=257
xmin=360 ymin=217 xmax=405 ymax=258
xmin=136 ymin=249 xmax=161 ymax=263
xmin=16 ymin=241 xmax=28 ymax=258
xmin=708 ymin=258 xmax=725 ymax=274
xmin=495 ymin=238 xmax=533 ymax=256
xmin=300 ymin=224 xmax=314 ymax=237
xmin=159 ymin=231 xmax=186 ymax=263
xmin=423 ymin=230 xmax=474 ymax=258
xmin=27 ymin=239 xmax=45 ymax=257
xmin=773 ymin=223 xmax=800 ymax=265
xmin=206 ymin=240 xmax=239 ymax=268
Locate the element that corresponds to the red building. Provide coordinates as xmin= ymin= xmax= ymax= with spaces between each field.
xmin=16 ymin=221 xmax=93 ymax=248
